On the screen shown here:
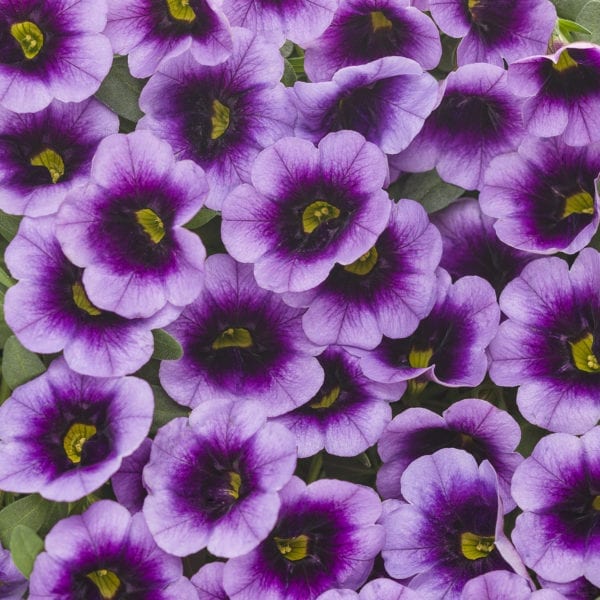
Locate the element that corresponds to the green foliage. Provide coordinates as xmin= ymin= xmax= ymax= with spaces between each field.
xmin=2 ymin=336 xmax=46 ymax=390
xmin=388 ymin=170 xmax=465 ymax=213
xmin=151 ymin=329 xmax=183 ymax=361
xmin=184 ymin=208 xmax=219 ymax=230
xmin=0 ymin=211 xmax=21 ymax=242
xmin=551 ymin=0 xmax=590 ymax=19
xmin=150 ymin=385 xmax=189 ymax=434
xmin=0 ymin=495 xmax=63 ymax=547
xmin=577 ymin=0 xmax=600 ymax=42
xmin=9 ymin=525 xmax=44 ymax=577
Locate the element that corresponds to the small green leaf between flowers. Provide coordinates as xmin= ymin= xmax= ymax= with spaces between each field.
xmin=2 ymin=336 xmax=46 ymax=390
xmin=0 ymin=495 xmax=56 ymax=547
xmin=9 ymin=525 xmax=44 ymax=577
xmin=151 ymin=329 xmax=183 ymax=361
xmin=151 ymin=385 xmax=189 ymax=434
xmin=388 ymin=170 xmax=464 ymax=213
xmin=551 ymin=0 xmax=589 ymax=19
xmin=0 ymin=211 xmax=21 ymax=242
xmin=577 ymin=0 xmax=600 ymax=42
xmin=282 ymin=59 xmax=298 ymax=87
xmin=184 ymin=208 xmax=219 ymax=230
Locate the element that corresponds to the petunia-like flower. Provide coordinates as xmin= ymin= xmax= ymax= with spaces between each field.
xmin=283 ymin=199 xmax=441 ymax=349
xmin=191 ymin=562 xmax=228 ymax=600
xmin=511 ymin=428 xmax=600 ymax=587
xmin=359 ymin=270 xmax=499 ymax=392
xmin=509 ymin=43 xmax=600 ymax=147
xmin=428 ymin=0 xmax=556 ymax=67
xmin=293 ymin=57 xmax=438 ymax=155
xmin=0 ymin=358 xmax=152 ymax=502
xmin=538 ymin=576 xmax=600 ymax=599
xmin=0 ymin=98 xmax=118 ymax=217
xmin=4 ymin=216 xmax=177 ymax=377
xmin=222 ymin=131 xmax=391 ymax=294
xmin=392 ymin=63 xmax=525 ymax=191
xmin=105 ymin=0 xmax=233 ymax=78
xmin=159 ymin=253 xmax=324 ymax=414
xmin=138 ymin=27 xmax=294 ymax=210
xmin=223 ymin=476 xmax=384 ymax=600
xmin=274 ymin=346 xmax=404 ymax=458
xmin=381 ymin=449 xmax=528 ymax=600
xmin=304 ymin=0 xmax=442 ymax=82
xmin=431 ymin=198 xmax=535 ymax=295
xmin=461 ymin=571 xmax=564 ymax=599
xmin=479 ymin=136 xmax=600 ymax=255
xmin=0 ymin=542 xmax=28 ymax=600
xmin=111 ymin=437 xmax=152 ymax=514
xmin=29 ymin=500 xmax=197 ymax=599
xmin=56 ymin=131 xmax=208 ymax=320
xmin=221 ymin=0 xmax=337 ymax=47
xmin=316 ymin=578 xmax=420 ymax=599
xmin=0 ymin=0 xmax=113 ymax=113
xmin=489 ymin=249 xmax=600 ymax=433
xmin=143 ymin=399 xmax=296 ymax=558
xmin=377 ymin=399 xmax=523 ymax=511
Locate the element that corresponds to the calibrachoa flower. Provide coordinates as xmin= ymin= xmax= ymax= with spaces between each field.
xmin=56 ymin=130 xmax=208 ymax=320
xmin=381 ymin=449 xmax=527 ymax=599
xmin=392 ymin=63 xmax=524 ymax=191
xmin=489 ymin=249 xmax=600 ymax=433
xmin=106 ymin=0 xmax=233 ymax=78
xmin=0 ymin=0 xmax=113 ymax=112
xmin=359 ymin=271 xmax=499 ymax=391
xmin=0 ymin=98 xmax=119 ymax=217
xmin=304 ymin=0 xmax=442 ymax=81
xmin=191 ymin=562 xmax=228 ymax=600
xmin=4 ymin=216 xmax=176 ymax=377
xmin=139 ymin=27 xmax=294 ymax=209
xmin=221 ymin=0 xmax=337 ymax=46
xmin=316 ymin=578 xmax=420 ymax=599
xmin=461 ymin=571 xmax=564 ymax=599
xmin=377 ymin=399 xmax=523 ymax=511
xmin=430 ymin=198 xmax=535 ymax=295
xmin=222 ymin=131 xmax=391 ymax=294
xmin=223 ymin=477 xmax=384 ymax=600
xmin=479 ymin=136 xmax=600 ymax=255
xmin=0 ymin=358 xmax=153 ymax=502
xmin=29 ymin=500 xmax=197 ymax=599
xmin=511 ymin=428 xmax=600 ymax=587
xmin=274 ymin=346 xmax=404 ymax=458
xmin=284 ymin=199 xmax=441 ymax=349
xmin=111 ymin=437 xmax=152 ymax=514
xmin=0 ymin=542 xmax=27 ymax=600
xmin=159 ymin=254 xmax=324 ymax=414
xmin=293 ymin=57 xmax=438 ymax=155
xmin=509 ymin=42 xmax=600 ymax=147
xmin=428 ymin=0 xmax=556 ymax=67
xmin=143 ymin=399 xmax=297 ymax=558
xmin=538 ymin=576 xmax=600 ymax=599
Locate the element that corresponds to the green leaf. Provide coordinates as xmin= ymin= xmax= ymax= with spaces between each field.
xmin=9 ymin=525 xmax=44 ymax=577
xmin=0 ymin=266 xmax=15 ymax=289
xmin=577 ymin=0 xmax=600 ymax=42
xmin=2 ymin=336 xmax=46 ymax=390
xmin=184 ymin=208 xmax=219 ymax=230
xmin=151 ymin=385 xmax=189 ymax=434
xmin=37 ymin=501 xmax=69 ymax=537
xmin=95 ymin=55 xmax=146 ymax=123
xmin=0 ymin=495 xmax=55 ymax=547
xmin=0 ymin=211 xmax=21 ymax=242
xmin=388 ymin=170 xmax=464 ymax=213
xmin=281 ymin=59 xmax=297 ymax=87
xmin=279 ymin=40 xmax=295 ymax=58
xmin=151 ymin=329 xmax=183 ymax=361
xmin=552 ymin=0 xmax=589 ymax=19
xmin=557 ymin=16 xmax=592 ymax=36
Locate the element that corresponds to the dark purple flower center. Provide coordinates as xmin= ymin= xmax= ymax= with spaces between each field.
xmin=541 ymin=47 xmax=600 ymax=99
xmin=465 ymin=0 xmax=517 ymax=44
xmin=149 ymin=0 xmax=221 ymax=36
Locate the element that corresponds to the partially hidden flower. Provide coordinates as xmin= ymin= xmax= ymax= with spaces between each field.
xmin=0 ymin=358 xmax=153 ymax=502
xmin=56 ymin=130 xmax=208 ymax=320
xmin=538 ymin=576 xmax=600 ymax=599
xmin=192 ymin=562 xmax=228 ymax=600
xmin=29 ymin=500 xmax=197 ymax=599
xmin=0 ymin=98 xmax=118 ymax=217
xmin=0 ymin=542 xmax=28 ymax=600
xmin=316 ymin=578 xmax=421 ymax=599
xmin=111 ymin=437 xmax=152 ymax=514
xmin=222 ymin=130 xmax=391 ymax=294
xmin=461 ymin=571 xmax=564 ymax=599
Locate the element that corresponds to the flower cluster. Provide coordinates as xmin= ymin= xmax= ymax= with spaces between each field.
xmin=0 ymin=0 xmax=597 ymax=598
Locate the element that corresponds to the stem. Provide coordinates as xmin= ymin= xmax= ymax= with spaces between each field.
xmin=306 ymin=452 xmax=323 ymax=484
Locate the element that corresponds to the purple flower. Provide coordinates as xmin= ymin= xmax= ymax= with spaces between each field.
xmin=511 ymin=428 xmax=600 ymax=587
xmin=56 ymin=131 xmax=208 ymax=320
xmin=159 ymin=254 xmax=324 ymax=415
xmin=192 ymin=562 xmax=228 ymax=600
xmin=106 ymin=0 xmax=233 ymax=78
xmin=480 ymin=136 xmax=600 ymax=255
xmin=509 ymin=43 xmax=600 ymax=147
xmin=428 ymin=0 xmax=556 ymax=67
xmin=0 ymin=542 xmax=27 ymax=600
xmin=538 ymin=576 xmax=600 ymax=599
xmin=274 ymin=346 xmax=403 ymax=458
xmin=293 ymin=57 xmax=438 ymax=155
xmin=143 ymin=399 xmax=296 ymax=558
xmin=112 ymin=437 xmax=152 ymax=514
xmin=430 ymin=198 xmax=535 ymax=295
xmin=221 ymin=0 xmax=337 ymax=47
xmin=0 ymin=98 xmax=118 ymax=217
xmin=461 ymin=571 xmax=561 ymax=600
xmin=223 ymin=477 xmax=384 ymax=600
xmin=0 ymin=0 xmax=113 ymax=113
xmin=489 ymin=249 xmax=600 ymax=433
xmin=360 ymin=271 xmax=499 ymax=391
xmin=284 ymin=199 xmax=441 ymax=349
xmin=316 ymin=578 xmax=420 ymax=599
xmin=138 ymin=27 xmax=294 ymax=210
xmin=29 ymin=500 xmax=196 ymax=599
xmin=0 ymin=358 xmax=152 ymax=502
xmin=392 ymin=63 xmax=525 ymax=191
xmin=4 ymin=216 xmax=176 ymax=377
xmin=222 ymin=131 xmax=391 ymax=294
xmin=377 ymin=399 xmax=523 ymax=511
xmin=381 ymin=449 xmax=527 ymax=599
xmin=304 ymin=0 xmax=442 ymax=81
